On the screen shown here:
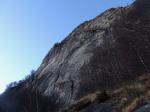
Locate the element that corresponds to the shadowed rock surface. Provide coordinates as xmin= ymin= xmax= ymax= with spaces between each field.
xmin=1 ymin=0 xmax=150 ymax=112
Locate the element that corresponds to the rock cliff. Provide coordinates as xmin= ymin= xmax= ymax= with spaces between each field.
xmin=1 ymin=0 xmax=150 ymax=112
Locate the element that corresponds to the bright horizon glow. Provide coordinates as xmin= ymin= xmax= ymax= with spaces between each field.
xmin=0 ymin=0 xmax=133 ymax=94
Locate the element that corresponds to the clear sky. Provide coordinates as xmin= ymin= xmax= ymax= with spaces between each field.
xmin=0 ymin=0 xmax=133 ymax=93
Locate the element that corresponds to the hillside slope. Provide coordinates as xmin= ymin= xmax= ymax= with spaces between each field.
xmin=1 ymin=0 xmax=150 ymax=112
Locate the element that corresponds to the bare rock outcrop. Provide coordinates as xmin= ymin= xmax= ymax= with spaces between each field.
xmin=35 ymin=0 xmax=150 ymax=107
xmin=1 ymin=0 xmax=150 ymax=112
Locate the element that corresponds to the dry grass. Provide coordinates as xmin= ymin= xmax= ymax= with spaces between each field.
xmin=78 ymin=91 xmax=101 ymax=103
xmin=112 ymin=73 xmax=150 ymax=112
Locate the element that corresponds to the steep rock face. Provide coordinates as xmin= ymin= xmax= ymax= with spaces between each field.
xmin=33 ymin=0 xmax=150 ymax=107
xmin=1 ymin=0 xmax=150 ymax=112
xmin=36 ymin=7 xmax=122 ymax=103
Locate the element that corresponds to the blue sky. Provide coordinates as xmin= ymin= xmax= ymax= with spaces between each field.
xmin=0 ymin=0 xmax=133 ymax=93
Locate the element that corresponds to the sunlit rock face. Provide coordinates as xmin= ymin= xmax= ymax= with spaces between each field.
xmin=36 ymin=7 xmax=122 ymax=103
xmin=1 ymin=0 xmax=150 ymax=112
xmin=35 ymin=0 xmax=150 ymax=105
